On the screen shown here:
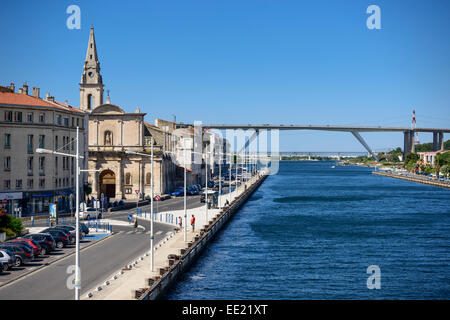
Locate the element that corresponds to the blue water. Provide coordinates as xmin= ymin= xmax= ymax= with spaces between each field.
xmin=166 ymin=161 xmax=450 ymax=299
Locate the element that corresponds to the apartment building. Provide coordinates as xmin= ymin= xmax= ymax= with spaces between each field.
xmin=0 ymin=84 xmax=88 ymax=216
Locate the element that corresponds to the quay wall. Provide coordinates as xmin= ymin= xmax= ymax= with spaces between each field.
xmin=138 ymin=173 xmax=268 ymax=300
xmin=373 ymin=171 xmax=450 ymax=190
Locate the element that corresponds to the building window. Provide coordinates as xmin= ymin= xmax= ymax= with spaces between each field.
xmin=4 ymin=156 xmax=11 ymax=171
xmin=27 ymin=179 xmax=33 ymax=189
xmin=4 ymin=180 xmax=11 ymax=190
xmin=125 ymin=173 xmax=131 ymax=185
xmin=39 ymin=113 xmax=45 ymax=123
xmin=71 ymin=138 xmax=74 ymax=151
xmin=71 ymin=177 xmax=74 ymax=186
xmin=39 ymin=157 xmax=45 ymax=175
xmin=76 ymin=118 xmax=79 ymax=127
xmin=55 ymin=136 xmax=58 ymax=150
xmin=27 ymin=135 xmax=34 ymax=153
xmin=4 ymin=133 xmax=11 ymax=148
xmin=71 ymin=117 xmax=75 ymax=127
xmin=39 ymin=179 xmax=45 ymax=188
xmin=55 ymin=157 xmax=58 ymax=175
xmin=63 ymin=117 xmax=69 ymax=127
xmin=4 ymin=111 xmax=12 ymax=122
xmin=13 ymin=111 xmax=22 ymax=122
xmin=28 ymin=157 xmax=33 ymax=175
xmin=125 ymin=188 xmax=132 ymax=194
xmin=27 ymin=112 xmax=33 ymax=123
xmin=39 ymin=135 xmax=45 ymax=148
xmin=56 ymin=115 xmax=62 ymax=125
xmin=71 ymin=157 xmax=74 ymax=174
xmin=16 ymin=179 xmax=22 ymax=189
xmin=146 ymin=173 xmax=151 ymax=185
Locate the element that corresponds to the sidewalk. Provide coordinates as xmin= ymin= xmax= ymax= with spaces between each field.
xmin=84 ymin=175 xmax=261 ymax=300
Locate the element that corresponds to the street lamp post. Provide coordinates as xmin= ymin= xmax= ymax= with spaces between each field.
xmin=183 ymin=138 xmax=187 ymax=243
xmin=205 ymin=143 xmax=208 ymax=225
xmin=125 ymin=145 xmax=154 ymax=272
xmin=36 ymin=126 xmax=95 ymax=300
xmin=218 ymin=144 xmax=222 ymax=208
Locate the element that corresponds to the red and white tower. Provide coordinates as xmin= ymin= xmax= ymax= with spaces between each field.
xmin=412 ymin=110 xmax=420 ymax=144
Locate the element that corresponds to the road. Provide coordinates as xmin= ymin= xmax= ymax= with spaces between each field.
xmin=0 ymin=194 xmax=205 ymax=300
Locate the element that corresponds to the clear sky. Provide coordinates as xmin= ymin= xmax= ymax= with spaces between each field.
xmin=1 ymin=0 xmax=449 ymax=151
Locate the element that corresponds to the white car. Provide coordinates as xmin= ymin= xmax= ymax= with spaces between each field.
xmin=78 ymin=207 xmax=103 ymax=220
xmin=0 ymin=249 xmax=15 ymax=271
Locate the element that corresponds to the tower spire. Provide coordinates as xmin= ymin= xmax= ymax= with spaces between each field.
xmin=79 ymin=26 xmax=104 ymax=111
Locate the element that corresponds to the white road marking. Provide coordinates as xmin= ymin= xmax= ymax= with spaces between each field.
xmin=156 ymin=231 xmax=163 ymax=235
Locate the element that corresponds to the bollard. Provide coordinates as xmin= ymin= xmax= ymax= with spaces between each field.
xmin=31 ymin=217 xmax=34 ymax=227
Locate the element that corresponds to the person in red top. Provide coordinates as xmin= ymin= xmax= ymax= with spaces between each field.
xmin=190 ymin=215 xmax=196 ymax=232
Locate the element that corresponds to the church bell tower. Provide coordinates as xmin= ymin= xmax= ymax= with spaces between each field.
xmin=80 ymin=27 xmax=104 ymax=111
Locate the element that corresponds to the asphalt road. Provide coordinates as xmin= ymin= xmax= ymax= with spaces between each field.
xmin=0 ymin=195 xmax=204 ymax=300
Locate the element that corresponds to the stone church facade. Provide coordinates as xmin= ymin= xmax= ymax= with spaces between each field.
xmin=80 ymin=28 xmax=176 ymax=201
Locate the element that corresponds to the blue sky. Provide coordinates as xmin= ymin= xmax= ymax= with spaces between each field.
xmin=1 ymin=0 xmax=449 ymax=151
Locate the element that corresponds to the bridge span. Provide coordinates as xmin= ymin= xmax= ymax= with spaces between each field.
xmin=202 ymin=124 xmax=449 ymax=159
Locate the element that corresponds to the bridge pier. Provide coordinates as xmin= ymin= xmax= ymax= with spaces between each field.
xmin=432 ymin=132 xmax=444 ymax=152
xmin=403 ymin=130 xmax=415 ymax=157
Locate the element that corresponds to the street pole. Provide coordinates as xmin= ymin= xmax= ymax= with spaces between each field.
xmin=75 ymin=126 xmax=80 ymax=300
xmin=184 ymin=139 xmax=187 ymax=242
xmin=218 ymin=144 xmax=222 ymax=208
xmin=235 ymin=152 xmax=238 ymax=195
xmin=150 ymin=138 xmax=154 ymax=272
xmin=205 ymin=143 xmax=208 ymax=224
xmin=229 ymin=151 xmax=232 ymax=204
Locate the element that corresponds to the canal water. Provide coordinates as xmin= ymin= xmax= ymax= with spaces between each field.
xmin=166 ymin=161 xmax=450 ymax=299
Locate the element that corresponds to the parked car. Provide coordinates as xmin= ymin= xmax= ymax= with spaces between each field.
xmin=42 ymin=227 xmax=74 ymax=244
xmin=65 ymin=222 xmax=89 ymax=237
xmin=9 ymin=238 xmax=42 ymax=257
xmin=0 ymin=243 xmax=34 ymax=267
xmin=0 ymin=249 xmax=15 ymax=271
xmin=171 ymin=188 xmax=184 ymax=197
xmin=22 ymin=233 xmax=56 ymax=255
xmin=78 ymin=207 xmax=103 ymax=220
xmin=39 ymin=229 xmax=70 ymax=248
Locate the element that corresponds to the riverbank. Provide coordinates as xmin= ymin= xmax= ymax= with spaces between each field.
xmin=373 ymin=171 xmax=450 ymax=189
xmin=83 ymin=172 xmax=268 ymax=300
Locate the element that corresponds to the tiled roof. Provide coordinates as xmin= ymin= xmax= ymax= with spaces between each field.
xmin=0 ymin=91 xmax=84 ymax=114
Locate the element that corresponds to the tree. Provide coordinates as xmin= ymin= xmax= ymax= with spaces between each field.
xmin=435 ymin=152 xmax=450 ymax=178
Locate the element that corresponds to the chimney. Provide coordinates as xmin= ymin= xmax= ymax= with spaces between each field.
xmin=19 ymin=88 xmax=23 ymax=94
xmin=9 ymin=83 xmax=15 ymax=92
xmin=22 ymin=83 xmax=29 ymax=95
xmin=32 ymin=87 xmax=40 ymax=98
xmin=46 ymin=92 xmax=55 ymax=102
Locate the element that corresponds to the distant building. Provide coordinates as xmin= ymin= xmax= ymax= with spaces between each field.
xmin=418 ymin=150 xmax=446 ymax=167
xmin=0 ymin=84 xmax=88 ymax=216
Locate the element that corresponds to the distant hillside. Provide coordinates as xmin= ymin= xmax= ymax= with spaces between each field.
xmin=414 ymin=139 xmax=450 ymax=152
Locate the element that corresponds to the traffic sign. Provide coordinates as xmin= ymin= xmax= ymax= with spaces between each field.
xmin=155 ymin=195 xmax=161 ymax=201
xmin=135 ymin=190 xmax=139 ymax=195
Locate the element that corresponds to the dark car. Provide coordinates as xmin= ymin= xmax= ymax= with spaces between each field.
xmin=39 ymin=229 xmax=70 ymax=248
xmin=0 ymin=243 xmax=34 ymax=267
xmin=68 ymin=221 xmax=89 ymax=236
xmin=22 ymin=233 xmax=56 ymax=255
xmin=57 ymin=225 xmax=85 ymax=240
xmin=42 ymin=227 xmax=74 ymax=244
xmin=171 ymin=188 xmax=184 ymax=197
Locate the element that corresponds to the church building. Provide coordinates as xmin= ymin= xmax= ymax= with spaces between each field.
xmin=81 ymin=27 xmax=176 ymax=201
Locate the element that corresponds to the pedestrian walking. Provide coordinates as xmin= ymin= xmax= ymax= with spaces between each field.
xmin=133 ymin=216 xmax=138 ymax=233
xmin=178 ymin=216 xmax=182 ymax=230
xmin=190 ymin=214 xmax=196 ymax=232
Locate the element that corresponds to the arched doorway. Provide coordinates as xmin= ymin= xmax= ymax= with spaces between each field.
xmin=99 ymin=170 xmax=116 ymax=199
